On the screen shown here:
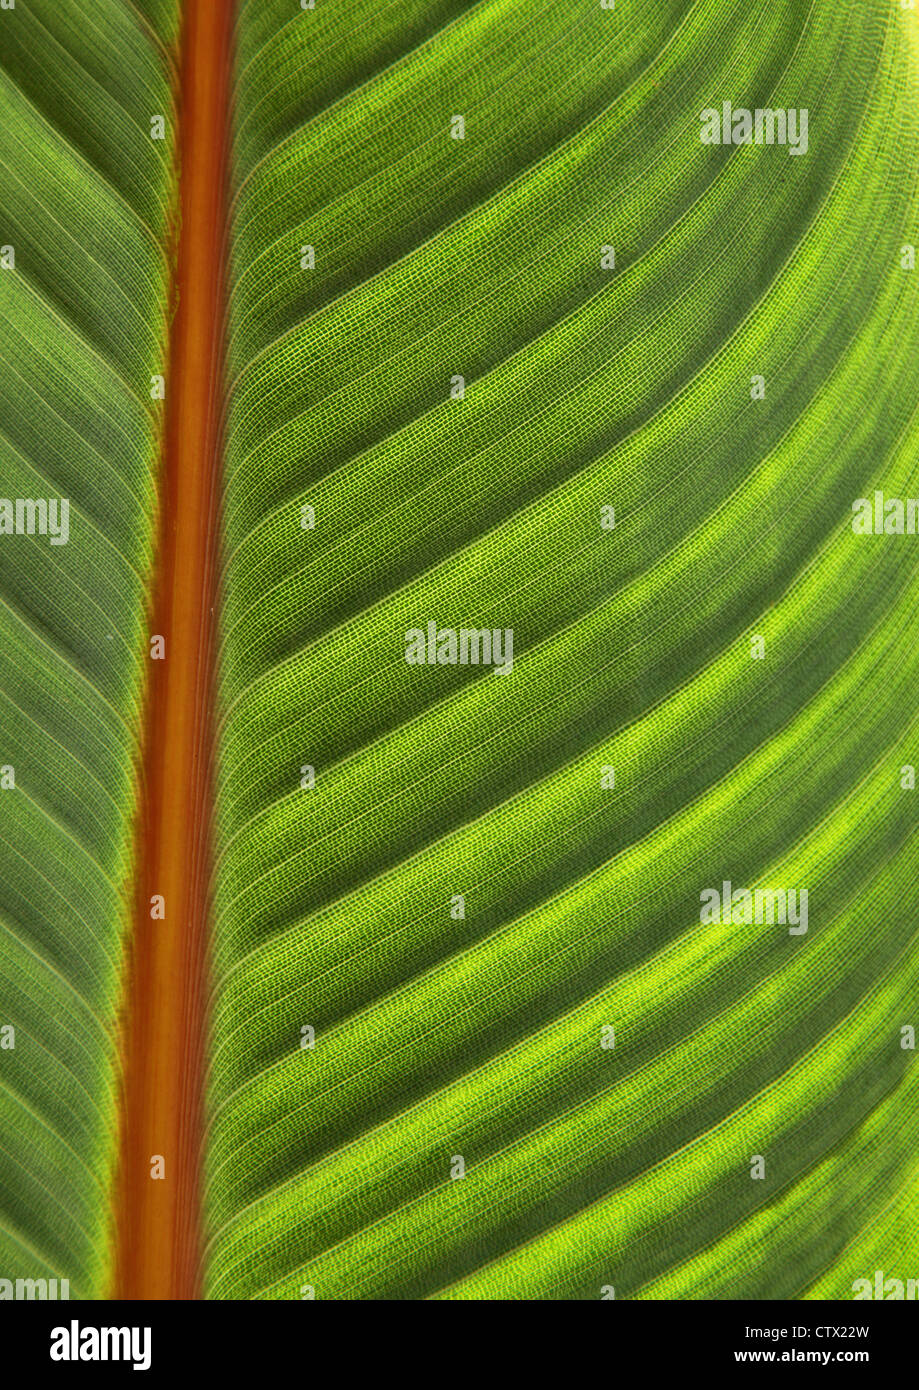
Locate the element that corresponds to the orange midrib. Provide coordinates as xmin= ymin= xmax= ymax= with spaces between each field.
xmin=113 ymin=0 xmax=232 ymax=1300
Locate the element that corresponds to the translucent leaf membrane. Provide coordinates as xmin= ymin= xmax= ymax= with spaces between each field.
xmin=207 ymin=1 xmax=919 ymax=1299
xmin=0 ymin=0 xmax=177 ymax=1297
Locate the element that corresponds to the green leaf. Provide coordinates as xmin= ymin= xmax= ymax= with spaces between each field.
xmin=206 ymin=0 xmax=919 ymax=1300
xmin=3 ymin=0 xmax=918 ymax=1306
xmin=0 ymin=0 xmax=177 ymax=1297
